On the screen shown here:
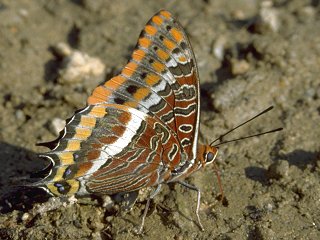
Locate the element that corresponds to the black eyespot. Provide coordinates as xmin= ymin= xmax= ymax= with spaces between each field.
xmin=153 ymin=46 xmax=158 ymax=51
xmin=149 ymin=59 xmax=154 ymax=64
xmin=159 ymin=35 xmax=164 ymax=41
xmin=141 ymin=72 xmax=147 ymax=78
xmin=206 ymin=152 xmax=215 ymax=162
xmin=127 ymin=85 xmax=138 ymax=94
xmin=172 ymin=48 xmax=180 ymax=54
xmin=166 ymin=25 xmax=172 ymax=31
xmin=114 ymin=97 xmax=125 ymax=104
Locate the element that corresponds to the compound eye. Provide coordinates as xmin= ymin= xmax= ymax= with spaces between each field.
xmin=206 ymin=151 xmax=215 ymax=163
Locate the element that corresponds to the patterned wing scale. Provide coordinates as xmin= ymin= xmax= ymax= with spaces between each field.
xmin=37 ymin=10 xmax=201 ymax=197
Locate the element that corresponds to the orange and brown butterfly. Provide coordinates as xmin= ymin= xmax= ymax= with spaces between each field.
xmin=33 ymin=10 xmax=218 ymax=232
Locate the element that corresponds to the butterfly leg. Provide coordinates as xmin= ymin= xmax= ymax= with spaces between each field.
xmin=177 ymin=181 xmax=204 ymax=231
xmin=136 ymin=184 xmax=162 ymax=234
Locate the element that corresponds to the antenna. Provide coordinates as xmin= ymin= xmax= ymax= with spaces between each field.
xmin=210 ymin=106 xmax=275 ymax=146
xmin=213 ymin=127 xmax=283 ymax=147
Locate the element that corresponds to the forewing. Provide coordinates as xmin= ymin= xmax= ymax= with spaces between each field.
xmin=88 ymin=10 xmax=200 ymax=161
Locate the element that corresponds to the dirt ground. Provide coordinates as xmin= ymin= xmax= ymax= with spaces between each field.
xmin=0 ymin=0 xmax=319 ymax=239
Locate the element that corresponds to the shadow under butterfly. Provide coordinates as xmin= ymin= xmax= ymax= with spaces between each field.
xmin=25 ymin=10 xmax=282 ymax=233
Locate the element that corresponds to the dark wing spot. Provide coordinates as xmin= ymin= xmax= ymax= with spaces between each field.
xmin=168 ymin=144 xmax=178 ymax=160
xmin=63 ymin=167 xmax=72 ymax=178
xmin=180 ymin=125 xmax=192 ymax=132
xmin=181 ymin=138 xmax=191 ymax=146
xmin=161 ymin=111 xmax=174 ymax=123
xmin=114 ymin=97 xmax=126 ymax=104
xmin=127 ymin=85 xmax=138 ymax=94
xmin=141 ymin=72 xmax=147 ymax=79
xmin=54 ymin=181 xmax=71 ymax=195
xmin=172 ymin=48 xmax=180 ymax=54
xmin=180 ymin=42 xmax=187 ymax=50
xmin=149 ymin=59 xmax=154 ymax=64
xmin=166 ymin=25 xmax=172 ymax=31
xmin=159 ymin=35 xmax=164 ymax=41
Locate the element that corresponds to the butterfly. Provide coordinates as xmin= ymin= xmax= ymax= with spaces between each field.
xmin=34 ymin=10 xmax=219 ymax=233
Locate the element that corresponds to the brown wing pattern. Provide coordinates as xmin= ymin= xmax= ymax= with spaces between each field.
xmin=40 ymin=104 xmax=182 ymax=196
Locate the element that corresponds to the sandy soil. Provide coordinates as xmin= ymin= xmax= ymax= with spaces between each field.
xmin=0 ymin=0 xmax=319 ymax=239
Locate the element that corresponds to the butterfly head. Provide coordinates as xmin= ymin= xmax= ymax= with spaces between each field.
xmin=197 ymin=144 xmax=218 ymax=167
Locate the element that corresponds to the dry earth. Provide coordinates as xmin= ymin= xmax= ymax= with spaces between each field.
xmin=0 ymin=0 xmax=319 ymax=239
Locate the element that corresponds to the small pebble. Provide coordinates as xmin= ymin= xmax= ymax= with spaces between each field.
xmin=15 ymin=109 xmax=26 ymax=122
xmin=102 ymin=195 xmax=114 ymax=210
xmin=105 ymin=216 xmax=114 ymax=222
xmin=231 ymin=59 xmax=250 ymax=75
xmin=53 ymin=42 xmax=72 ymax=57
xmin=254 ymin=1 xmax=280 ymax=33
xmin=231 ymin=9 xmax=246 ymax=20
xmin=52 ymin=42 xmax=105 ymax=84
xmin=267 ymin=160 xmax=289 ymax=179
xmin=49 ymin=117 xmax=65 ymax=136
xmin=91 ymin=231 xmax=102 ymax=240
xmin=18 ymin=8 xmax=28 ymax=17
xmin=174 ymin=235 xmax=184 ymax=240
xmin=265 ymin=203 xmax=274 ymax=212
xmin=21 ymin=212 xmax=32 ymax=222
xmin=213 ymin=36 xmax=227 ymax=61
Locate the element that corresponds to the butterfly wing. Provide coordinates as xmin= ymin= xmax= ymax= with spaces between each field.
xmin=37 ymin=10 xmax=200 ymax=196
xmin=39 ymin=103 xmax=182 ymax=196
xmin=88 ymin=10 xmax=200 ymax=161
